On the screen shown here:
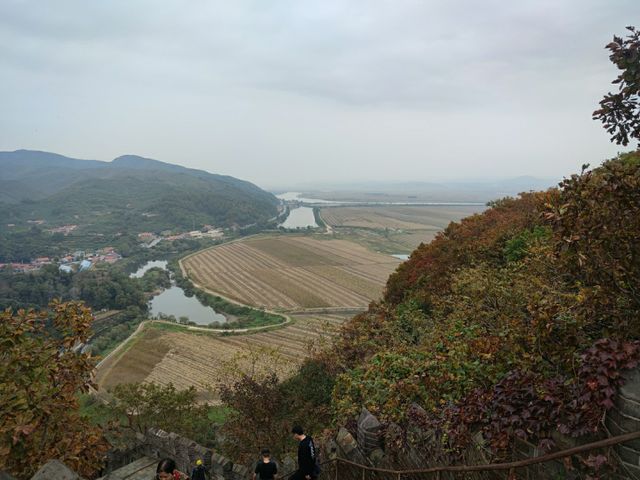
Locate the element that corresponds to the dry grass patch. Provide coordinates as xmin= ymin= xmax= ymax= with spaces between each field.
xmin=97 ymin=327 xmax=168 ymax=390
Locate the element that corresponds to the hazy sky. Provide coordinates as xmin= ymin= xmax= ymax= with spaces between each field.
xmin=0 ymin=1 xmax=637 ymax=187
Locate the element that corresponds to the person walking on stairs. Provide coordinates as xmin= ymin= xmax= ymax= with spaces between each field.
xmin=155 ymin=458 xmax=188 ymax=480
xmin=253 ymin=448 xmax=278 ymax=480
xmin=191 ymin=458 xmax=206 ymax=480
xmin=291 ymin=426 xmax=318 ymax=480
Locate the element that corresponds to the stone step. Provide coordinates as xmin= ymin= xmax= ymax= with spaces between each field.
xmin=99 ymin=456 xmax=157 ymax=480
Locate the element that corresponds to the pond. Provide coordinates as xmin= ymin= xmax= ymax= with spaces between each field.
xmin=129 ymin=260 xmax=168 ymax=278
xmin=149 ymin=286 xmax=227 ymax=326
xmin=131 ymin=260 xmax=227 ymax=326
xmin=279 ymin=206 xmax=318 ymax=229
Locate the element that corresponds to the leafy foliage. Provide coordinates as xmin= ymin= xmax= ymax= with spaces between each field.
xmin=548 ymin=153 xmax=640 ymax=338
xmin=324 ymin=151 xmax=640 ymax=462
xmin=219 ymin=358 xmax=334 ymax=463
xmin=427 ymin=338 xmax=640 ymax=455
xmin=0 ymin=264 xmax=146 ymax=311
xmin=384 ymin=192 xmax=549 ymax=306
xmin=105 ymin=383 xmax=216 ymax=447
xmin=593 ymin=26 xmax=640 ymax=146
xmin=0 ymin=302 xmax=109 ymax=479
xmin=219 ymin=373 xmax=290 ymax=462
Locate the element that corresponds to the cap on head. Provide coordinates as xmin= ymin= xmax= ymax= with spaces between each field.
xmin=261 ymin=448 xmax=271 ymax=457
xmin=196 ymin=459 xmax=203 ymax=466
xmin=291 ymin=425 xmax=304 ymax=435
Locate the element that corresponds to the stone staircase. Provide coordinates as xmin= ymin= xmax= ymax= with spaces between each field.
xmin=6 ymin=367 xmax=640 ymax=480
xmin=98 ymin=456 xmax=157 ymax=480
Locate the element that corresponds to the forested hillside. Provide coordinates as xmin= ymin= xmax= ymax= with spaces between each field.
xmin=318 ymin=152 xmax=640 ymax=457
xmin=0 ymin=150 xmax=278 ymax=234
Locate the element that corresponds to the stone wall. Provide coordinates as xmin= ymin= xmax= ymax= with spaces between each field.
xmin=8 ymin=365 xmax=640 ymax=480
xmin=96 ymin=427 xmax=302 ymax=480
xmin=607 ymin=368 xmax=640 ymax=479
xmin=143 ymin=428 xmax=213 ymax=476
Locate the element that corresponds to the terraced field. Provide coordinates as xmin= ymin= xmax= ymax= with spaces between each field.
xmin=181 ymin=236 xmax=401 ymax=310
xmin=96 ymin=314 xmax=349 ymax=399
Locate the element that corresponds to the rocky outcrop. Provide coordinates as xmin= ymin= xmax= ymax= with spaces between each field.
xmin=356 ymin=409 xmax=382 ymax=455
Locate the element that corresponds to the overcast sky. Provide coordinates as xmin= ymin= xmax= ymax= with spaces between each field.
xmin=0 ymin=1 xmax=637 ymax=188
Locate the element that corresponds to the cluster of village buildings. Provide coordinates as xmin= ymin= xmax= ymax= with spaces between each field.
xmin=1 ymin=223 xmax=225 ymax=274
xmin=136 ymin=226 xmax=224 ymax=248
xmin=0 ymin=247 xmax=123 ymax=274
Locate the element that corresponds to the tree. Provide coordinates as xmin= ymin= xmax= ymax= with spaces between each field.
xmin=593 ymin=26 xmax=640 ymax=146
xmin=219 ymin=373 xmax=290 ymax=462
xmin=107 ymin=382 xmax=215 ymax=447
xmin=0 ymin=301 xmax=109 ymax=479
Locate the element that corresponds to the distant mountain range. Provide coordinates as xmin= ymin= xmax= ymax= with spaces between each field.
xmin=0 ymin=150 xmax=279 ymax=233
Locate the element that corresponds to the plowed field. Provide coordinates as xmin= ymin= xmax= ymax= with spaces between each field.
xmin=181 ymin=236 xmax=401 ymax=310
xmin=96 ymin=314 xmax=349 ymax=400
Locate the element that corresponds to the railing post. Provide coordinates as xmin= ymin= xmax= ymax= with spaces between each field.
xmin=334 ymin=459 xmax=338 ymax=480
xmin=362 ymin=466 xmax=365 ymax=480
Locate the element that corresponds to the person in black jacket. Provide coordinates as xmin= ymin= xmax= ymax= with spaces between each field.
xmin=291 ymin=425 xmax=317 ymax=480
xmin=254 ymin=448 xmax=278 ymax=480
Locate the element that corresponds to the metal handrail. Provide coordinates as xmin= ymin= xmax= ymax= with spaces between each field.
xmin=277 ymin=430 xmax=640 ymax=478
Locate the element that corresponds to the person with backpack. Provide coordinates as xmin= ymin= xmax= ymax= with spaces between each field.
xmin=253 ymin=448 xmax=278 ymax=480
xmin=191 ymin=459 xmax=206 ymax=480
xmin=291 ymin=426 xmax=318 ymax=480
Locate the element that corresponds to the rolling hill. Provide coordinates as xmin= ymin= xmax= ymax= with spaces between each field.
xmin=0 ymin=150 xmax=279 ymax=234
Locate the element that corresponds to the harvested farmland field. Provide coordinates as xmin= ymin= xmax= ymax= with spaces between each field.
xmin=181 ymin=236 xmax=401 ymax=310
xmin=96 ymin=314 xmax=350 ymax=400
xmin=319 ymin=205 xmax=485 ymax=253
xmin=320 ymin=205 xmax=484 ymax=230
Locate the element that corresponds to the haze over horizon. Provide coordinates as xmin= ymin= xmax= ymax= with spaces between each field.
xmin=1 ymin=1 xmax=637 ymax=186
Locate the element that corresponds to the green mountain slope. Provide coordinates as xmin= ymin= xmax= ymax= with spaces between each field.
xmin=0 ymin=150 xmax=278 ymax=233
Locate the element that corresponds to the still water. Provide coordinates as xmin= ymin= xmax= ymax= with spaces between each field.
xmin=129 ymin=260 xmax=168 ymax=278
xmin=131 ymin=261 xmax=227 ymax=326
xmin=279 ymin=206 xmax=318 ymax=229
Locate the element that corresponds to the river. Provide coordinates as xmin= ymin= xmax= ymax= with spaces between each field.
xmin=276 ymin=191 xmax=337 ymax=204
xmin=275 ymin=191 xmax=484 ymax=206
xmin=130 ymin=261 xmax=227 ymax=326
